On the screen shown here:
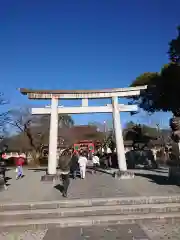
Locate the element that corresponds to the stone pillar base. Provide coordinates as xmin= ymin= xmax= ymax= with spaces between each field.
xmin=41 ymin=174 xmax=61 ymax=182
xmin=113 ymin=170 xmax=134 ymax=179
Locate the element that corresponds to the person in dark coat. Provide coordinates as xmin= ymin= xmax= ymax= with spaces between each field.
xmin=70 ymin=151 xmax=79 ymax=179
xmin=58 ymin=150 xmax=72 ymax=197
xmin=0 ymin=146 xmax=8 ymax=190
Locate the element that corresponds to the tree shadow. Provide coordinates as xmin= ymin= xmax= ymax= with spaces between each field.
xmin=28 ymin=168 xmax=47 ymax=173
xmin=5 ymin=177 xmax=12 ymax=187
xmin=150 ymin=169 xmax=169 ymax=173
xmin=135 ymin=172 xmax=180 ymax=186
xmin=0 ymin=176 xmax=12 ymax=189
xmin=5 ymin=177 xmax=12 ymax=181
xmin=86 ymin=166 xmax=113 ymax=176
xmin=94 ymin=168 xmax=113 ymax=176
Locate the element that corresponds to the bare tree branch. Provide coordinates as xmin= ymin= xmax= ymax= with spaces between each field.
xmin=0 ymin=93 xmax=10 ymax=140
xmin=7 ymin=107 xmax=74 ymax=154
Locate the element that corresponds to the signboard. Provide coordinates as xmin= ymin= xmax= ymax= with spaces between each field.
xmin=89 ymin=144 xmax=94 ymax=152
xmin=74 ymin=145 xmax=79 ymax=151
xmin=73 ymin=141 xmax=95 ymax=152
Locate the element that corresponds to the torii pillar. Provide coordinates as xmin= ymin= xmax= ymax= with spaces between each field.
xmin=112 ymin=96 xmax=127 ymax=172
xmin=48 ymin=96 xmax=58 ymax=175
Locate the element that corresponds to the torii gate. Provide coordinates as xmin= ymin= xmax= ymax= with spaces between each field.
xmin=19 ymin=86 xmax=146 ymax=179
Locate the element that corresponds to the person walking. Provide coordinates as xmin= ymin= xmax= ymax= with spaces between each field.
xmin=15 ymin=154 xmax=25 ymax=179
xmin=70 ymin=151 xmax=79 ymax=179
xmin=106 ymin=147 xmax=112 ymax=168
xmin=58 ymin=150 xmax=72 ymax=197
xmin=78 ymin=151 xmax=88 ymax=179
xmin=92 ymin=153 xmax=100 ymax=174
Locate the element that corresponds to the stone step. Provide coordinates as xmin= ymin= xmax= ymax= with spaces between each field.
xmin=2 ymin=202 xmax=180 ymax=220
xmin=0 ymin=203 xmax=180 ymax=221
xmin=0 ymin=212 xmax=180 ymax=231
xmin=1 ymin=195 xmax=180 ymax=211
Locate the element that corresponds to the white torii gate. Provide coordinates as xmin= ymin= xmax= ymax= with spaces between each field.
xmin=19 ymin=86 xmax=146 ymax=178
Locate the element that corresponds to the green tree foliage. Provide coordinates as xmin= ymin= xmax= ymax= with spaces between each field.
xmin=124 ymin=122 xmax=158 ymax=150
xmin=168 ymin=26 xmax=180 ymax=64
xmin=130 ymin=26 xmax=180 ymax=116
xmin=125 ymin=121 xmax=159 ymax=138
xmin=103 ymin=130 xmax=116 ymax=151
xmin=130 ymin=64 xmax=180 ymax=116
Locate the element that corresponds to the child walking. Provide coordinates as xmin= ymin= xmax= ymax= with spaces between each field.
xmin=15 ymin=154 xmax=25 ymax=179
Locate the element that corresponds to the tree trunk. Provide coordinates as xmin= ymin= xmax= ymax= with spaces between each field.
xmin=28 ymin=150 xmax=40 ymax=166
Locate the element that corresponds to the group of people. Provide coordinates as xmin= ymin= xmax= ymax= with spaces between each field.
xmin=0 ymin=151 xmax=25 ymax=190
xmin=0 ymin=146 xmax=100 ymax=196
xmin=58 ymin=149 xmax=100 ymax=197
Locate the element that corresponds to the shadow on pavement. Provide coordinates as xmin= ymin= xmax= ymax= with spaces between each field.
xmin=28 ymin=168 xmax=47 ymax=172
xmin=5 ymin=177 xmax=12 ymax=181
xmin=94 ymin=168 xmax=113 ymax=176
xmin=148 ymin=169 xmax=169 ymax=174
xmin=54 ymin=184 xmax=64 ymax=193
xmin=135 ymin=172 xmax=180 ymax=186
xmin=86 ymin=166 xmax=114 ymax=176
xmin=0 ymin=177 xmax=12 ymax=189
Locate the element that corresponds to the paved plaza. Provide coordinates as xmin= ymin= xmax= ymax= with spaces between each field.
xmin=0 ymin=167 xmax=180 ymax=202
xmin=0 ymin=167 xmax=180 ymax=239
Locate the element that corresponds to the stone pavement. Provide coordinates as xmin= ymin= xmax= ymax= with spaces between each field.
xmin=1 ymin=223 xmax=180 ymax=239
xmin=141 ymin=222 xmax=180 ymax=240
xmin=0 ymin=167 xmax=180 ymax=202
xmin=0 ymin=229 xmax=47 ymax=240
xmin=0 ymin=167 xmax=180 ymax=239
xmin=43 ymin=224 xmax=149 ymax=240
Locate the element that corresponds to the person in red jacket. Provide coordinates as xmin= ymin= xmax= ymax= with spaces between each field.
xmin=15 ymin=154 xmax=25 ymax=179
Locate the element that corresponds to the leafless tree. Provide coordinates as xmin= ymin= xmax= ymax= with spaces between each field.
xmin=6 ymin=108 xmax=43 ymax=163
xmin=0 ymin=93 xmax=10 ymax=140
xmin=7 ymin=107 xmax=74 ymax=164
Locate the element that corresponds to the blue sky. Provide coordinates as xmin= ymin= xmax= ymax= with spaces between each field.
xmin=0 ymin=0 xmax=179 ymax=128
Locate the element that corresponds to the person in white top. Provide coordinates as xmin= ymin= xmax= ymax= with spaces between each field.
xmin=78 ymin=151 xmax=88 ymax=179
xmin=106 ymin=147 xmax=112 ymax=168
xmin=92 ymin=153 xmax=100 ymax=174
xmin=106 ymin=147 xmax=112 ymax=154
xmin=92 ymin=154 xmax=100 ymax=165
